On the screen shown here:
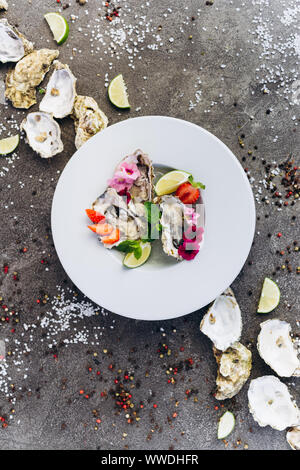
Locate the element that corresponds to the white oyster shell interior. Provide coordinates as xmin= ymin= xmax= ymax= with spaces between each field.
xmin=0 ymin=20 xmax=25 ymax=63
xmin=287 ymin=426 xmax=300 ymax=450
xmin=248 ymin=375 xmax=300 ymax=431
xmin=200 ymin=288 xmax=242 ymax=351
xmin=257 ymin=319 xmax=300 ymax=378
xmin=21 ymin=112 xmax=63 ymax=159
xmin=40 ymin=62 xmax=77 ymax=119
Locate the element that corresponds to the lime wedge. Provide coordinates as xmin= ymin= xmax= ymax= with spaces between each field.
xmin=0 ymin=135 xmax=19 ymax=155
xmin=155 ymin=170 xmax=191 ymax=196
xmin=217 ymin=411 xmax=235 ymax=440
xmin=257 ymin=277 xmax=280 ymax=313
xmin=44 ymin=12 xmax=69 ymax=45
xmin=123 ymin=242 xmax=151 ymax=269
xmin=108 ymin=74 xmax=130 ymax=109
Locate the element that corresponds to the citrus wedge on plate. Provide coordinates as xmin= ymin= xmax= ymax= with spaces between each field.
xmin=155 ymin=170 xmax=191 ymax=196
xmin=108 ymin=74 xmax=130 ymax=109
xmin=123 ymin=242 xmax=151 ymax=269
xmin=217 ymin=411 xmax=235 ymax=440
xmin=257 ymin=277 xmax=280 ymax=313
xmin=0 ymin=135 xmax=19 ymax=155
xmin=44 ymin=12 xmax=69 ymax=45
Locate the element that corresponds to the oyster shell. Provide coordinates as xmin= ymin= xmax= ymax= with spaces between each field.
xmin=5 ymin=49 xmax=59 ymax=109
xmin=248 ymin=375 xmax=300 ymax=431
xmin=158 ymin=195 xmax=186 ymax=260
xmin=200 ymin=288 xmax=242 ymax=351
xmin=72 ymin=95 xmax=108 ymax=149
xmin=92 ymin=187 xmax=148 ymax=248
xmin=0 ymin=19 xmax=33 ymax=63
xmin=118 ymin=150 xmax=154 ymax=203
xmin=257 ymin=319 xmax=300 ymax=378
xmin=213 ymin=341 xmax=252 ymax=400
xmin=0 ymin=0 xmax=8 ymax=10
xmin=40 ymin=61 xmax=77 ymax=119
xmin=287 ymin=426 xmax=300 ymax=450
xmin=21 ymin=112 xmax=63 ymax=159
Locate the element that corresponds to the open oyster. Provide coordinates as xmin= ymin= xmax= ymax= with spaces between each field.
xmin=92 ymin=187 xmax=148 ymax=248
xmin=248 ymin=375 xmax=300 ymax=431
xmin=257 ymin=319 xmax=300 ymax=378
xmin=5 ymin=49 xmax=59 ymax=109
xmin=0 ymin=19 xmax=33 ymax=63
xmin=200 ymin=288 xmax=242 ymax=351
xmin=287 ymin=426 xmax=300 ymax=450
xmin=0 ymin=0 xmax=8 ymax=10
xmin=21 ymin=112 xmax=63 ymax=159
xmin=40 ymin=61 xmax=77 ymax=119
xmin=213 ymin=341 xmax=252 ymax=400
xmin=72 ymin=95 xmax=108 ymax=149
xmin=119 ymin=150 xmax=154 ymax=203
xmin=158 ymin=195 xmax=186 ymax=260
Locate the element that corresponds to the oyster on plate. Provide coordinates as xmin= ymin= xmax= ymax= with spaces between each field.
xmin=92 ymin=187 xmax=148 ymax=248
xmin=21 ymin=112 xmax=63 ymax=159
xmin=257 ymin=319 xmax=300 ymax=378
xmin=200 ymin=288 xmax=242 ymax=351
xmin=39 ymin=61 xmax=77 ymax=119
xmin=72 ymin=95 xmax=108 ymax=149
xmin=0 ymin=0 xmax=8 ymax=10
xmin=0 ymin=18 xmax=33 ymax=63
xmin=5 ymin=48 xmax=59 ymax=109
xmin=287 ymin=426 xmax=300 ymax=450
xmin=248 ymin=375 xmax=300 ymax=431
xmin=213 ymin=341 xmax=252 ymax=400
xmin=157 ymin=195 xmax=186 ymax=260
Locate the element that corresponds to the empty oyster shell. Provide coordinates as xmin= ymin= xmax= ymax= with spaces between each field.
xmin=0 ymin=19 xmax=33 ymax=63
xmin=21 ymin=112 xmax=63 ymax=159
xmin=200 ymin=288 xmax=242 ymax=351
xmin=257 ymin=319 xmax=300 ymax=378
xmin=0 ymin=0 xmax=8 ymax=10
xmin=92 ymin=187 xmax=147 ymax=248
xmin=40 ymin=61 xmax=77 ymax=119
xmin=287 ymin=426 xmax=300 ymax=450
xmin=248 ymin=375 xmax=300 ymax=431
xmin=5 ymin=49 xmax=59 ymax=109
xmin=72 ymin=95 xmax=108 ymax=149
xmin=213 ymin=341 xmax=252 ymax=400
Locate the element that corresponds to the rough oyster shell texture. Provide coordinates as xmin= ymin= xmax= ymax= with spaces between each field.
xmin=0 ymin=1 xmax=8 ymax=11
xmin=72 ymin=95 xmax=108 ymax=149
xmin=158 ymin=195 xmax=186 ymax=260
xmin=21 ymin=112 xmax=63 ymax=159
xmin=123 ymin=150 xmax=154 ymax=203
xmin=5 ymin=49 xmax=59 ymax=109
xmin=257 ymin=319 xmax=300 ymax=378
xmin=248 ymin=375 xmax=300 ymax=431
xmin=92 ymin=187 xmax=148 ymax=248
xmin=213 ymin=341 xmax=252 ymax=400
xmin=200 ymin=288 xmax=242 ymax=351
xmin=0 ymin=19 xmax=33 ymax=63
xmin=287 ymin=426 xmax=300 ymax=450
xmin=40 ymin=61 xmax=77 ymax=119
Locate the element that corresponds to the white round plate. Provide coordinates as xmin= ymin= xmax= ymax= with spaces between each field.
xmin=51 ymin=116 xmax=255 ymax=321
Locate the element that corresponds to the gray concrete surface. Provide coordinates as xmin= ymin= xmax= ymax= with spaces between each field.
xmin=0 ymin=0 xmax=299 ymax=450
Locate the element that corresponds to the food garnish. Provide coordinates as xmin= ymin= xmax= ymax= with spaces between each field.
xmin=0 ymin=134 xmax=20 ymax=155
xmin=108 ymin=74 xmax=130 ymax=109
xmin=44 ymin=12 xmax=69 ymax=45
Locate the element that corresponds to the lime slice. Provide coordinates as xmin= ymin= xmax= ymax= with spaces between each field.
xmin=123 ymin=242 xmax=151 ymax=269
xmin=108 ymin=74 xmax=130 ymax=109
xmin=44 ymin=12 xmax=69 ymax=45
xmin=257 ymin=277 xmax=280 ymax=313
xmin=155 ymin=170 xmax=191 ymax=196
xmin=0 ymin=135 xmax=19 ymax=155
xmin=217 ymin=411 xmax=235 ymax=440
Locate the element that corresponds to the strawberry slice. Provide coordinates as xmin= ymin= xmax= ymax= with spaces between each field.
xmin=86 ymin=209 xmax=105 ymax=224
xmin=101 ymin=228 xmax=120 ymax=245
xmin=175 ymin=182 xmax=200 ymax=204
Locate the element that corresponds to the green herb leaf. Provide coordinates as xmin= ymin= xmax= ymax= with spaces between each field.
xmin=188 ymin=175 xmax=206 ymax=190
xmin=38 ymin=88 xmax=46 ymax=95
xmin=133 ymin=245 xmax=142 ymax=260
xmin=116 ymin=240 xmax=140 ymax=253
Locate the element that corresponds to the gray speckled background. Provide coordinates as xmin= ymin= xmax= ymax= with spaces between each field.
xmin=0 ymin=0 xmax=299 ymax=450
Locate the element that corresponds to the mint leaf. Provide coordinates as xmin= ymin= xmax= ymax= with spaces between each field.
xmin=134 ymin=246 xmax=142 ymax=260
xmin=188 ymin=175 xmax=205 ymax=190
xmin=116 ymin=240 xmax=140 ymax=253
